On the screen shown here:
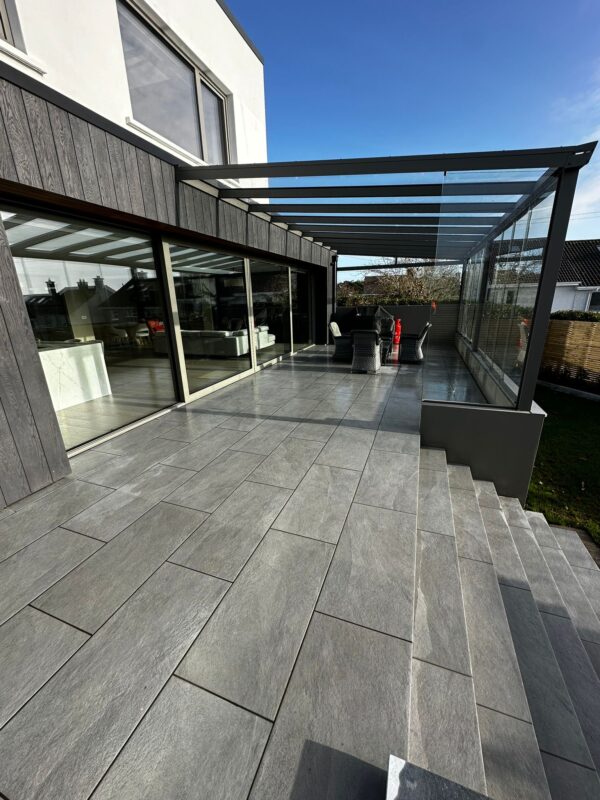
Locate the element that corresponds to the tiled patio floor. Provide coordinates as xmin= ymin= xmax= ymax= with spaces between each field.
xmin=1 ymin=347 xmax=599 ymax=799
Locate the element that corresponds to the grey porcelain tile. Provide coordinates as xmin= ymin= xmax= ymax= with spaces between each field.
xmin=249 ymin=613 xmax=411 ymax=800
xmin=159 ymin=410 xmax=232 ymax=441
xmin=273 ymin=464 xmax=359 ymax=544
xmin=419 ymin=448 xmax=447 ymax=472
xmin=542 ymin=546 xmax=600 ymax=645
xmin=315 ymin=425 xmax=375 ymax=471
xmin=178 ymin=530 xmax=332 ymax=719
xmin=499 ymin=495 xmax=530 ymax=528
xmin=68 ymin=450 xmax=115 ymax=479
xmin=289 ymin=419 xmax=337 ymax=443
xmin=269 ymin=396 xmax=321 ymax=420
xmin=459 ymin=557 xmax=530 ymax=721
xmin=248 ymin=437 xmax=324 ymax=490
xmin=372 ymin=430 xmax=420 ymax=455
xmin=413 ymin=530 xmax=471 ymax=675
xmin=340 ymin=401 xmax=385 ymax=430
xmin=0 ymin=563 xmax=227 ymax=800
xmin=409 ymin=659 xmax=486 ymax=795
xmin=0 ymin=606 xmax=88 ymax=728
xmin=0 ymin=480 xmax=111 ymax=562
xmin=387 ymin=757 xmax=489 ymax=800
xmin=551 ymin=525 xmax=599 ymax=570
xmin=65 ymin=464 xmax=194 ymax=541
xmin=477 ymin=707 xmax=550 ymax=800
xmin=317 ymin=503 xmax=415 ymax=640
xmin=473 ymin=479 xmax=501 ymax=509
xmin=166 ymin=450 xmax=264 ymax=512
xmin=584 ymin=640 xmax=600 ymax=680
xmin=510 ymin=526 xmax=567 ymax=617
xmin=500 ymin=583 xmax=593 ymax=767
xmin=35 ymin=503 xmax=207 ymax=633
xmin=218 ymin=407 xmax=272 ymax=432
xmin=170 ymin=481 xmax=291 ymax=580
xmin=526 ymin=512 xmax=560 ymax=549
xmin=541 ymin=611 xmax=600 ymax=772
xmin=573 ymin=564 xmax=600 ymax=619
xmin=81 ymin=437 xmax=186 ymax=489
xmin=451 ymin=488 xmax=492 ymax=564
xmin=541 ymin=753 xmax=600 ymax=800
xmin=160 ymin=426 xmax=245 ymax=470
xmin=0 ymin=528 xmax=101 ymax=625
xmin=93 ymin=415 xmax=181 ymax=455
xmin=417 ymin=468 xmax=454 ymax=537
xmin=355 ymin=450 xmax=419 ymax=514
xmin=94 ymin=679 xmax=270 ymax=800
xmin=230 ymin=418 xmax=299 ymax=455
xmin=480 ymin=506 xmax=529 ymax=589
xmin=447 ymin=464 xmax=474 ymax=491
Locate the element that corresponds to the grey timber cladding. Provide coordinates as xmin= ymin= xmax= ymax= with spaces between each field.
xmin=218 ymin=200 xmax=246 ymax=245
xmin=178 ymin=184 xmax=217 ymax=237
xmin=301 ymin=236 xmax=313 ymax=263
xmin=0 ymin=79 xmax=177 ymax=225
xmin=311 ymin=242 xmax=321 ymax=265
xmin=269 ymin=224 xmax=287 ymax=256
xmin=321 ymin=247 xmax=331 ymax=268
xmin=286 ymin=231 xmax=300 ymax=260
xmin=247 ymin=214 xmax=269 ymax=251
xmin=0 ymin=219 xmax=70 ymax=509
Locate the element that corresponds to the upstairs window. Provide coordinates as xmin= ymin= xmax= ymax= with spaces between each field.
xmin=0 ymin=0 xmax=14 ymax=43
xmin=117 ymin=1 xmax=228 ymax=164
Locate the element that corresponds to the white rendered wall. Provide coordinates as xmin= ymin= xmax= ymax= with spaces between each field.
xmin=1 ymin=0 xmax=267 ymax=167
xmin=551 ymin=285 xmax=590 ymax=312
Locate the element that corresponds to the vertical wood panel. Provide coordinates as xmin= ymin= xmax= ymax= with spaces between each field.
xmin=192 ymin=188 xmax=217 ymax=237
xmin=105 ymin=133 xmax=132 ymax=214
xmin=0 ymin=308 xmax=51 ymax=490
xmin=248 ymin=214 xmax=269 ymax=251
xmin=300 ymin=237 xmax=312 ymax=263
xmin=218 ymin=201 xmax=246 ymax=245
xmin=88 ymin=126 xmax=117 ymax=209
xmin=22 ymin=92 xmax=64 ymax=195
xmin=311 ymin=242 xmax=321 ymax=265
xmin=161 ymin=161 xmax=177 ymax=226
xmin=121 ymin=141 xmax=145 ymax=216
xmin=0 ymin=82 xmax=42 ymax=188
xmin=46 ymin=104 xmax=84 ymax=200
xmin=177 ymin=183 xmax=189 ymax=229
xmin=69 ymin=115 xmax=102 ymax=205
xmin=0 ymin=110 xmax=17 ymax=182
xmin=269 ymin=223 xmax=286 ymax=256
xmin=136 ymin=150 xmax=157 ymax=219
xmin=0 ymin=396 xmax=30 ymax=507
xmin=286 ymin=231 xmax=300 ymax=261
xmin=149 ymin=155 xmax=168 ymax=223
xmin=0 ymin=220 xmax=69 ymax=486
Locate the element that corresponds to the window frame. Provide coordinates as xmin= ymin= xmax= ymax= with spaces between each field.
xmin=0 ymin=0 xmax=14 ymax=44
xmin=117 ymin=0 xmax=230 ymax=165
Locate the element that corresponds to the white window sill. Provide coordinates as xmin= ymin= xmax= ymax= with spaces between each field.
xmin=0 ymin=39 xmax=45 ymax=75
xmin=125 ymin=116 xmax=241 ymax=189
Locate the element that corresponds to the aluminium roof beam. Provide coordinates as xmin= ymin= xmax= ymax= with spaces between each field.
xmin=176 ymin=142 xmax=596 ymax=180
xmin=219 ymin=181 xmax=537 ymax=199
xmin=249 ymin=202 xmax=513 ymax=214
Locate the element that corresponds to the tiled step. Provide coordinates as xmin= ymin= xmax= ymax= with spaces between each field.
xmin=494 ymin=496 xmax=600 ymax=792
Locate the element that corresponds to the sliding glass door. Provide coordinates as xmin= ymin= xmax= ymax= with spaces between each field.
xmin=290 ymin=268 xmax=312 ymax=350
xmin=1 ymin=207 xmax=176 ymax=449
xmin=167 ymin=243 xmax=252 ymax=393
xmin=249 ymin=260 xmax=291 ymax=365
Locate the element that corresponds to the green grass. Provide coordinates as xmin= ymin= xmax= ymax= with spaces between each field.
xmin=527 ymin=385 xmax=600 ymax=544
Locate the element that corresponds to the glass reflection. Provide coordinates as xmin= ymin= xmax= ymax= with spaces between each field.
xmin=249 ymin=260 xmax=291 ymax=364
xmin=167 ymin=244 xmax=251 ymax=393
xmin=1 ymin=208 xmax=176 ymax=449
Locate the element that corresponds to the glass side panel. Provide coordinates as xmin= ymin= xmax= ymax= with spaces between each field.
xmin=201 ymin=82 xmax=227 ymax=165
xmin=117 ymin=1 xmax=202 ymax=158
xmin=291 ymin=269 xmax=313 ymax=350
xmin=168 ymin=244 xmax=251 ymax=393
xmin=2 ymin=206 xmax=176 ymax=449
xmin=249 ymin=260 xmax=291 ymax=365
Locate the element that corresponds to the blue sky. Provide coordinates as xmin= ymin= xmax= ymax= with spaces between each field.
xmin=227 ymin=0 xmax=600 ymax=246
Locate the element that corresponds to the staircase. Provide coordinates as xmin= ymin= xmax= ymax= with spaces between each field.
xmin=406 ymin=446 xmax=600 ymax=800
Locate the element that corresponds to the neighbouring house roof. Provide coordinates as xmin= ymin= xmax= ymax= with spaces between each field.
xmin=559 ymin=239 xmax=600 ymax=286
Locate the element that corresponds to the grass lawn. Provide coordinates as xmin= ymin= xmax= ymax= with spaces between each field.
xmin=527 ymin=384 xmax=600 ymax=544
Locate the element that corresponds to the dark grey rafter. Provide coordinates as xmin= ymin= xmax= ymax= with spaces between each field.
xmin=290 ymin=224 xmax=489 ymax=236
xmin=279 ymin=215 xmax=500 ymax=227
xmin=337 ymin=260 xmax=462 ymax=270
xmin=218 ymin=181 xmax=537 ymax=199
xmin=248 ymin=202 xmax=514 ymax=214
xmin=176 ymin=142 xmax=596 ymax=180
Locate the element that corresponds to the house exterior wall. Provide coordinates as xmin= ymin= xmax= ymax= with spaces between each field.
xmin=0 ymin=0 xmax=267 ymax=168
xmin=551 ymin=284 xmax=592 ymax=312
